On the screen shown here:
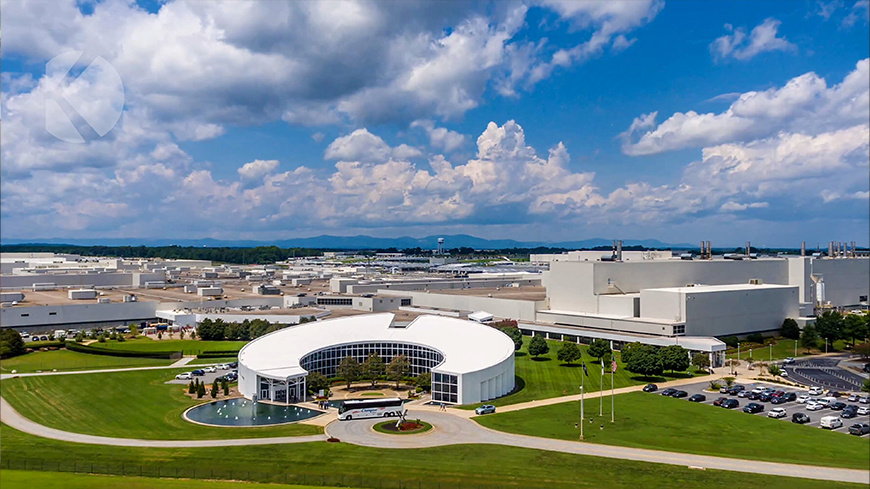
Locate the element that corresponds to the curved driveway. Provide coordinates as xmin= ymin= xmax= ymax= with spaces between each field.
xmin=326 ymin=410 xmax=869 ymax=484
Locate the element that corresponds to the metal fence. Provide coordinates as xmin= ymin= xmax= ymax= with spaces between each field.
xmin=1 ymin=458 xmax=541 ymax=489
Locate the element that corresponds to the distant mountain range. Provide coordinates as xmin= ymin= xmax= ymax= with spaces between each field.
xmin=0 ymin=234 xmax=696 ymax=250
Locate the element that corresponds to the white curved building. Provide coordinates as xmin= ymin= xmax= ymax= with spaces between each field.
xmin=237 ymin=313 xmax=515 ymax=405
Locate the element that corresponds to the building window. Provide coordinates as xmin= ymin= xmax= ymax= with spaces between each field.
xmin=673 ymin=325 xmax=685 ymax=335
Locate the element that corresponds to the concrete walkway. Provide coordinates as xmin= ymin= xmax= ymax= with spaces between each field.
xmin=2 ymin=394 xmax=867 ymax=484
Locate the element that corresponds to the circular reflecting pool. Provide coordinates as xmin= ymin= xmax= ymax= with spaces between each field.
xmin=185 ymin=398 xmax=324 ymax=426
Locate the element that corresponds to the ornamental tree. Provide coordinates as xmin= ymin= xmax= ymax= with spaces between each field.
xmin=528 ymin=335 xmax=549 ymax=358
xmin=556 ymin=341 xmax=582 ymax=365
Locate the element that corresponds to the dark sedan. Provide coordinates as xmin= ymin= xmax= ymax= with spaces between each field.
xmin=771 ymin=392 xmax=796 ymax=404
xmin=643 ymin=384 xmax=658 ymax=392
xmin=688 ymin=394 xmax=706 ymax=402
xmin=792 ymin=413 xmax=811 ymax=424
xmin=743 ymin=402 xmax=764 ymax=413
xmin=721 ymin=399 xmax=739 ymax=409
xmin=841 ymin=406 xmax=859 ymax=418
xmin=713 ymin=397 xmax=728 ymax=407
xmin=727 ymin=385 xmax=745 ymax=395
xmin=758 ymin=393 xmax=773 ymax=402
xmin=660 ymin=388 xmax=677 ymax=397
xmin=746 ymin=391 xmax=761 ymax=400
xmin=830 ymin=402 xmax=847 ymax=411
xmin=671 ymin=390 xmax=688 ymax=398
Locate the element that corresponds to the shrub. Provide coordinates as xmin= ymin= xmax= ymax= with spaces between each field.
xmin=415 ymin=386 xmax=423 ymax=393
xmin=117 ymin=335 xmax=126 ymax=342
xmin=97 ymin=335 xmax=107 ymax=343
xmin=708 ymin=380 xmax=722 ymax=391
xmin=721 ymin=336 xmax=739 ymax=348
xmin=722 ymin=376 xmax=735 ymax=387
xmin=197 ymin=382 xmax=205 ymax=398
xmin=746 ymin=333 xmax=764 ymax=345
xmin=326 ymin=437 xmax=341 ymax=443
xmin=188 ymin=381 xmax=195 ymax=394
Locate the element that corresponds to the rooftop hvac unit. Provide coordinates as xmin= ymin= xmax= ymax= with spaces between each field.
xmin=679 ymin=253 xmax=694 ymax=260
xmin=749 ymin=278 xmax=763 ymax=285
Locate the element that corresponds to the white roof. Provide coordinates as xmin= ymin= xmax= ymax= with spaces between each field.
xmin=239 ymin=313 xmax=514 ymax=380
xmin=645 ymin=283 xmax=796 ymax=294
xmin=468 ymin=310 xmax=494 ymax=321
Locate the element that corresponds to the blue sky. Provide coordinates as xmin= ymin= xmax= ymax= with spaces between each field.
xmin=1 ymin=0 xmax=868 ymax=246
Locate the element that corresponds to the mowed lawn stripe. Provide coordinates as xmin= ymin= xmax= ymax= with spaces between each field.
xmin=475 ymin=391 xmax=870 ymax=470
xmin=90 ymin=338 xmax=247 ymax=355
xmin=1 ymin=369 xmax=321 ymax=440
xmin=0 ymin=471 xmax=332 ymax=489
xmin=1 ymin=425 xmax=863 ymax=489
xmin=0 ymin=350 xmax=172 ymax=373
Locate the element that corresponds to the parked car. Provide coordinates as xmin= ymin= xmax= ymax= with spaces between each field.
xmin=713 ymin=397 xmax=728 ymax=407
xmin=175 ymin=372 xmax=192 ymax=380
xmin=820 ymin=416 xmax=843 ymax=429
xmin=660 ymin=388 xmax=677 ymax=397
xmin=797 ymin=394 xmax=810 ymax=404
xmin=751 ymin=386 xmax=766 ymax=394
xmin=848 ymin=423 xmax=870 ymax=435
xmin=671 ymin=390 xmax=688 ymax=398
xmin=768 ymin=407 xmax=787 ymax=418
xmin=771 ymin=393 xmax=796 ymax=404
xmin=642 ymin=384 xmax=658 ymax=392
xmin=860 ymin=396 xmax=870 ymax=404
xmin=727 ymin=385 xmax=745 ymax=395
xmin=719 ymin=385 xmax=731 ymax=394
xmin=737 ymin=390 xmax=749 ymax=398
xmin=830 ymin=402 xmax=847 ymax=411
xmin=791 ymin=413 xmax=811 ymax=424
xmin=191 ymin=369 xmax=205 ymax=376
xmin=721 ymin=399 xmax=739 ymax=409
xmin=806 ymin=402 xmax=824 ymax=411
xmin=203 ymin=366 xmax=217 ymax=373
xmin=828 ymin=391 xmax=843 ymax=398
xmin=229 ymin=361 xmax=238 ymax=368
xmin=783 ymin=357 xmax=795 ymax=364
xmin=475 ymin=405 xmax=496 ymax=415
xmin=857 ymin=406 xmax=870 ymax=415
xmin=217 ymin=364 xmax=231 ymax=370
xmin=688 ymin=394 xmax=706 ymax=402
xmin=847 ymin=394 xmax=860 ymax=402
xmin=758 ymin=393 xmax=773 ymax=403
xmin=780 ymin=370 xmax=788 ymax=377
xmin=841 ymin=406 xmax=858 ymax=418
xmin=746 ymin=391 xmax=761 ymax=400
xmin=809 ymin=386 xmax=823 ymax=395
xmin=744 ymin=402 xmax=764 ymax=414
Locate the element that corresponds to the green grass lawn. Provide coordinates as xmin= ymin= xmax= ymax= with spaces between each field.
xmin=0 ymin=350 xmax=172 ymax=373
xmin=0 ymin=369 xmax=321 ymax=440
xmin=187 ymin=356 xmax=238 ymax=365
xmin=1 ymin=425 xmax=861 ymax=489
xmin=0 ymin=471 xmax=330 ymax=489
xmin=460 ymin=338 xmax=706 ymax=409
xmin=475 ymin=391 xmax=870 ymax=470
xmin=90 ymin=337 xmax=248 ymax=355
xmin=727 ymin=338 xmax=851 ymax=363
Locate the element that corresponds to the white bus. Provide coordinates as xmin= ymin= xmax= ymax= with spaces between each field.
xmin=337 ymin=398 xmax=405 ymax=420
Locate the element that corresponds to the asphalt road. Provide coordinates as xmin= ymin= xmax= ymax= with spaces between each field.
xmin=657 ymin=380 xmax=870 ymax=436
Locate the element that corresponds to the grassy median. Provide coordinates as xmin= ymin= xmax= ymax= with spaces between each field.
xmin=0 ymin=350 xmax=172 ymax=373
xmin=474 ymin=391 xmax=870 ymax=469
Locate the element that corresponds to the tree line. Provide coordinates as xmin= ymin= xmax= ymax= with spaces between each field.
xmin=196 ymin=317 xmax=315 ymax=341
xmin=0 ymin=244 xmax=322 ymax=265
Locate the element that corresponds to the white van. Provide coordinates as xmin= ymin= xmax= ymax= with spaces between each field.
xmin=820 ymin=415 xmax=843 ymax=429
xmin=818 ymin=396 xmax=837 ymax=407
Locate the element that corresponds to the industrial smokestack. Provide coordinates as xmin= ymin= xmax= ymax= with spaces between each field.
xmin=616 ymin=240 xmax=623 ymax=261
xmin=706 ymin=241 xmax=712 ymax=259
xmin=700 ymin=241 xmax=706 ymax=258
xmin=853 ymin=241 xmax=857 ymax=257
xmin=746 ymin=241 xmax=751 ymax=256
xmin=828 ymin=242 xmax=834 ymax=258
xmin=801 ymin=242 xmax=806 ymax=256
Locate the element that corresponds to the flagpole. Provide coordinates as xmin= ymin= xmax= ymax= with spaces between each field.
xmin=599 ymin=357 xmax=604 ymax=416
xmin=580 ymin=371 xmax=585 ymax=440
xmin=611 ymin=354 xmax=615 ymax=423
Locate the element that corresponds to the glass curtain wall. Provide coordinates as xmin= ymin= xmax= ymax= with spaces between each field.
xmin=300 ymin=342 xmax=444 ymax=378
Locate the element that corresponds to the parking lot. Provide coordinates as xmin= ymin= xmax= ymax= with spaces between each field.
xmin=165 ymin=364 xmax=236 ymax=385
xmin=651 ymin=380 xmax=870 ymax=436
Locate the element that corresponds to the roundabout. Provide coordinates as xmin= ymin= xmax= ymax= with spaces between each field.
xmin=372 ymin=419 xmax=433 ymax=435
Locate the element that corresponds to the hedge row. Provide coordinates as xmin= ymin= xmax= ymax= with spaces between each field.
xmin=196 ymin=351 xmax=240 ymax=359
xmin=65 ymin=341 xmax=181 ymax=359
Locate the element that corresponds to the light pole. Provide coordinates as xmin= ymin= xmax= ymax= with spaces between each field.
xmin=769 ymin=344 xmax=772 ymax=362
xmin=825 ymin=337 xmax=828 ymax=354
xmin=794 ymin=340 xmax=797 ymax=357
